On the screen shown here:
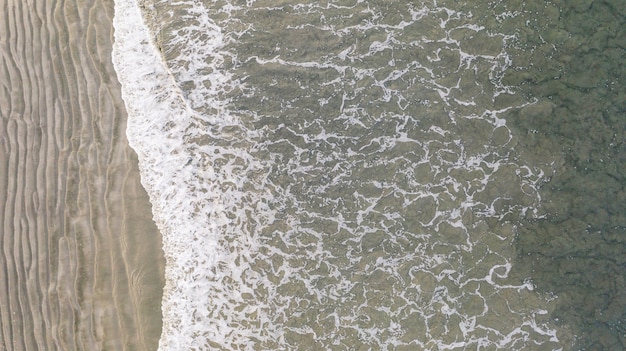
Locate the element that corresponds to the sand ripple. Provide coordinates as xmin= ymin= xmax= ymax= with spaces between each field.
xmin=0 ymin=0 xmax=164 ymax=350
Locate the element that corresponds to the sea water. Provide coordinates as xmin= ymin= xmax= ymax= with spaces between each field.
xmin=112 ymin=0 xmax=624 ymax=349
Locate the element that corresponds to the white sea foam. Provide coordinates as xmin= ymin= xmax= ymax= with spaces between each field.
xmin=113 ymin=0 xmax=567 ymax=349
xmin=112 ymin=0 xmax=278 ymax=349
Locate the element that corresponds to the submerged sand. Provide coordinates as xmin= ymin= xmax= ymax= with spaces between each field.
xmin=0 ymin=0 xmax=164 ymax=349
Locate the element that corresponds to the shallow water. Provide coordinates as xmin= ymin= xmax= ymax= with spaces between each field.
xmin=112 ymin=0 xmax=624 ymax=350
xmin=0 ymin=0 xmax=164 ymax=349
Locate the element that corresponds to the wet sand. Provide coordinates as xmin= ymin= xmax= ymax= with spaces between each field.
xmin=0 ymin=0 xmax=164 ymax=350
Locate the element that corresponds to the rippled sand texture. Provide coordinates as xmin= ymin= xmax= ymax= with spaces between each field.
xmin=0 ymin=0 xmax=164 ymax=350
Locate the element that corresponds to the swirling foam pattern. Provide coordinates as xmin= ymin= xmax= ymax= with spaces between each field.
xmin=113 ymin=0 xmax=572 ymax=349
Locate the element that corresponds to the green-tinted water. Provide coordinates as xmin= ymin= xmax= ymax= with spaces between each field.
xmin=123 ymin=0 xmax=624 ymax=349
xmin=503 ymin=1 xmax=626 ymax=349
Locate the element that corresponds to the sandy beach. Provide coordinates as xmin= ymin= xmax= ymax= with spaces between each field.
xmin=0 ymin=0 xmax=164 ymax=350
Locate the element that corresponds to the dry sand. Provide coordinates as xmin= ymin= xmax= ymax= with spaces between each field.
xmin=0 ymin=0 xmax=165 ymax=349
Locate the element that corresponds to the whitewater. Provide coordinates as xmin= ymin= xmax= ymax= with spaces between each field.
xmin=112 ymin=0 xmax=572 ymax=349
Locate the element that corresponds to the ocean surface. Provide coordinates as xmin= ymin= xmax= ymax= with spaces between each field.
xmin=112 ymin=0 xmax=625 ymax=350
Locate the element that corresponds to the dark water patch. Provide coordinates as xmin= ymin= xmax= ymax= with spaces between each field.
xmin=505 ymin=1 xmax=626 ymax=349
